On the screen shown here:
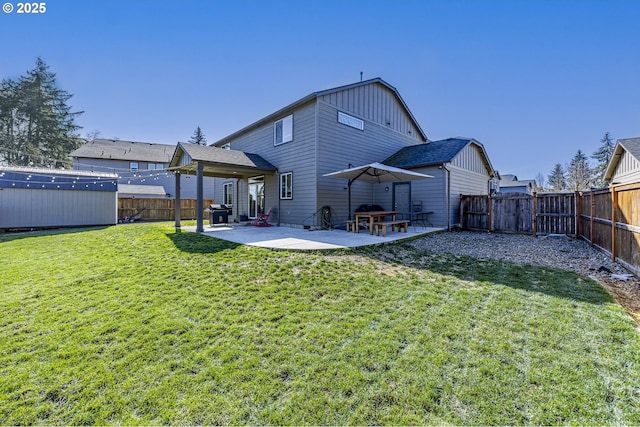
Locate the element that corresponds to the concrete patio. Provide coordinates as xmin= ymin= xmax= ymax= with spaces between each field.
xmin=183 ymin=223 xmax=444 ymax=250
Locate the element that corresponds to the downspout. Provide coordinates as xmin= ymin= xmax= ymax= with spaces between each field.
xmin=442 ymin=163 xmax=451 ymax=231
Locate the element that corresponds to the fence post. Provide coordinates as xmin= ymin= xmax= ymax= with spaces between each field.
xmin=574 ymin=191 xmax=580 ymax=237
xmin=488 ymin=194 xmax=493 ymax=233
xmin=532 ymin=192 xmax=537 ymax=237
xmin=611 ymin=186 xmax=618 ymax=262
xmin=459 ymin=195 xmax=465 ymax=230
xmin=590 ymin=190 xmax=594 ymax=246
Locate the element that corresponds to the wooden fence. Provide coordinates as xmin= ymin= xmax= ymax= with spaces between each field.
xmin=460 ymin=186 xmax=640 ymax=276
xmin=118 ymin=198 xmax=214 ymax=221
xmin=460 ymin=192 xmax=576 ymax=235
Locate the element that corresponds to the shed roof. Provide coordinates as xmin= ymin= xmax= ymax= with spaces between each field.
xmin=604 ymin=137 xmax=640 ymax=181
xmin=118 ymin=184 xmax=167 ymax=197
xmin=70 ymin=139 xmax=176 ymax=163
xmin=0 ymin=166 xmax=118 ymax=191
xmin=382 ymin=137 xmax=495 ymax=176
xmin=169 ymin=143 xmax=276 ymax=178
xmin=213 ymin=78 xmax=428 ymax=146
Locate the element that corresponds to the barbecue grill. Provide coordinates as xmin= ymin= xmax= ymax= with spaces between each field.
xmin=208 ymin=204 xmax=230 ymax=225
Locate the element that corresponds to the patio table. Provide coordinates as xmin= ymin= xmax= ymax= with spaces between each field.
xmin=354 ymin=211 xmax=396 ymax=235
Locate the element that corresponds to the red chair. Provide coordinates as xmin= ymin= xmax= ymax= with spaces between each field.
xmin=252 ymin=208 xmax=273 ymax=227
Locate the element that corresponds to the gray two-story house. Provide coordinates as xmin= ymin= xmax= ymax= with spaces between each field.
xmin=169 ymin=78 xmax=495 ymax=230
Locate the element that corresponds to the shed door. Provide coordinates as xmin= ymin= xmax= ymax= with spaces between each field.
xmin=393 ymin=182 xmax=411 ymax=219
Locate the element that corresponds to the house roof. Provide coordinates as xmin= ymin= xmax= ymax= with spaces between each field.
xmin=70 ymin=139 xmax=176 ymax=163
xmin=499 ymin=174 xmax=535 ymax=188
xmin=382 ymin=137 xmax=495 ymax=176
xmin=169 ymin=142 xmax=276 ymax=178
xmin=604 ymin=137 xmax=640 ymax=181
xmin=212 ymin=78 xmax=428 ymax=146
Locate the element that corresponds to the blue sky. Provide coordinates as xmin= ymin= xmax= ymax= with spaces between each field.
xmin=1 ymin=0 xmax=639 ymax=179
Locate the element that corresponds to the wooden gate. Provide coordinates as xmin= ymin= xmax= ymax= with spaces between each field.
xmin=534 ymin=193 xmax=576 ymax=235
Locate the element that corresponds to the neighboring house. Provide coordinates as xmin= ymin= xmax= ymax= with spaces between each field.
xmin=498 ymin=174 xmax=535 ymax=194
xmin=70 ymin=139 xmax=215 ymax=199
xmin=604 ymin=137 xmax=640 ymax=186
xmin=169 ymin=78 xmax=495 ymax=230
xmin=0 ymin=166 xmax=118 ymax=229
xmin=382 ymin=138 xmax=495 ymax=228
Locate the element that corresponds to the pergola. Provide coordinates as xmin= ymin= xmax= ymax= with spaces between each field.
xmin=168 ymin=143 xmax=276 ymax=232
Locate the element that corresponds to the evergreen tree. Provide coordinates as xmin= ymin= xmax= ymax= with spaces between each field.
xmin=591 ymin=132 xmax=615 ymax=187
xmin=188 ymin=126 xmax=207 ymax=145
xmin=547 ymin=163 xmax=566 ymax=191
xmin=567 ymin=150 xmax=593 ymax=191
xmin=0 ymin=58 xmax=83 ymax=167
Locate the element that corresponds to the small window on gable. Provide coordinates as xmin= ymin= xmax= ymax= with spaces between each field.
xmin=280 ymin=172 xmax=292 ymax=199
xmin=274 ymin=114 xmax=293 ymax=146
xmin=338 ymin=111 xmax=364 ymax=131
xmin=222 ymin=143 xmax=231 ymax=150
xmin=130 ymin=162 xmax=139 ymax=172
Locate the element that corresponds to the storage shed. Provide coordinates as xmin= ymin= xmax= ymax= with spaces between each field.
xmin=0 ymin=166 xmax=118 ymax=230
xmin=604 ymin=137 xmax=640 ymax=186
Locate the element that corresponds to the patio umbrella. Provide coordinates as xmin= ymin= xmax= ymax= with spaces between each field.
xmin=323 ymin=162 xmax=433 ymax=218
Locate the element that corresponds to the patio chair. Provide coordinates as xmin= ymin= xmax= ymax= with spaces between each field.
xmin=252 ymin=207 xmax=273 ymax=227
xmin=411 ymin=201 xmax=433 ymax=228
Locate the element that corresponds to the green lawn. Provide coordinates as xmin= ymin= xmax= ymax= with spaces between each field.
xmin=1 ymin=223 xmax=639 ymax=425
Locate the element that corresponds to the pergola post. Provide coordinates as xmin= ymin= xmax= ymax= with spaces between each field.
xmin=196 ymin=162 xmax=204 ymax=233
xmin=174 ymin=171 xmax=181 ymax=231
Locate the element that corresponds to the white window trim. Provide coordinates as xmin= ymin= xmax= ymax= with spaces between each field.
xmin=280 ymin=172 xmax=293 ymax=200
xmin=130 ymin=162 xmax=139 ymax=172
xmin=223 ymin=182 xmax=233 ymax=205
xmin=274 ymin=114 xmax=293 ymax=146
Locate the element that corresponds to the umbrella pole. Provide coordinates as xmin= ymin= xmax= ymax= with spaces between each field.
xmin=348 ymin=179 xmax=353 ymax=220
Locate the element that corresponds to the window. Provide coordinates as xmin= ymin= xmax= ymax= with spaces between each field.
xmin=223 ymin=182 xmax=233 ymax=205
xmin=148 ymin=163 xmax=156 ymax=171
xmin=156 ymin=164 xmax=164 ymax=170
xmin=130 ymin=162 xmax=138 ymax=172
xmin=274 ymin=114 xmax=293 ymax=146
xmin=280 ymin=172 xmax=293 ymax=199
xmin=222 ymin=143 xmax=231 ymax=150
xmin=338 ymin=111 xmax=364 ymax=130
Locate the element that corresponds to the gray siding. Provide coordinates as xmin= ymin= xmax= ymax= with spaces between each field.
xmin=212 ymin=101 xmax=317 ymax=225
xmin=0 ymin=188 xmax=117 ymax=228
xmin=449 ymin=165 xmax=490 ymax=227
xmin=447 ymin=144 xmax=491 ymax=227
xmin=316 ymin=101 xmax=422 ymax=224
xmin=450 ymin=143 xmax=491 ymax=175
xmin=612 ymin=150 xmax=640 ymax=185
xmin=74 ymin=157 xmax=215 ymax=199
xmin=318 ymin=82 xmax=423 ymax=141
